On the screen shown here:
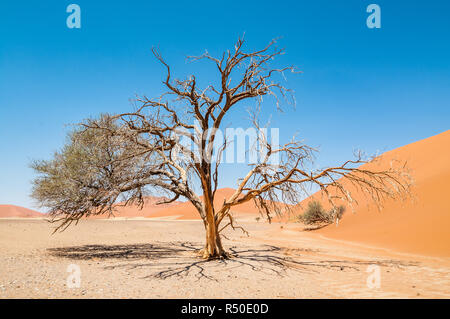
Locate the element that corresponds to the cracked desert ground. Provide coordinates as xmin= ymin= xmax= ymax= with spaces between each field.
xmin=1 ymin=218 xmax=449 ymax=298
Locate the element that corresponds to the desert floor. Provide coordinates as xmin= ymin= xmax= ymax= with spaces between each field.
xmin=0 ymin=218 xmax=449 ymax=298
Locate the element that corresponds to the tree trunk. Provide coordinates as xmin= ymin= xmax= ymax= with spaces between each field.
xmin=200 ymin=221 xmax=226 ymax=259
xmin=199 ymin=193 xmax=227 ymax=259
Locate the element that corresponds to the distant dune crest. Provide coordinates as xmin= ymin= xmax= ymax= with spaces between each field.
xmin=0 ymin=205 xmax=44 ymax=218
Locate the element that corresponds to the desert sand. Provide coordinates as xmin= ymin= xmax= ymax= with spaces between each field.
xmin=0 ymin=218 xmax=449 ymax=299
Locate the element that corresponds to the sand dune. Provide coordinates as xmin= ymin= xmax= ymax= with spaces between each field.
xmin=90 ymin=196 xmax=181 ymax=219
xmin=90 ymin=188 xmax=260 ymax=220
xmin=304 ymin=130 xmax=450 ymax=257
xmin=143 ymin=188 xmax=261 ymax=220
xmin=0 ymin=190 xmax=260 ymax=221
xmin=0 ymin=205 xmax=44 ymax=218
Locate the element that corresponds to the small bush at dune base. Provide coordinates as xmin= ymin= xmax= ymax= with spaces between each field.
xmin=298 ymin=201 xmax=345 ymax=225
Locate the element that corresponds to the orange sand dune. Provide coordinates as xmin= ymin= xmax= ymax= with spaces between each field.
xmin=88 ymin=188 xmax=261 ymax=220
xmin=90 ymin=196 xmax=181 ymax=219
xmin=145 ymin=188 xmax=262 ymax=220
xmin=0 ymin=205 xmax=44 ymax=218
xmin=308 ymin=130 xmax=450 ymax=257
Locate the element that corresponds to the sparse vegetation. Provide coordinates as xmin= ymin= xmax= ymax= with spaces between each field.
xmin=298 ymin=201 xmax=345 ymax=225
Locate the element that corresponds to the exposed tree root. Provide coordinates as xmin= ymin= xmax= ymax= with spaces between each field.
xmin=196 ymin=247 xmax=231 ymax=260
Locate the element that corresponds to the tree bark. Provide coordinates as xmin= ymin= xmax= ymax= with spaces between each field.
xmin=198 ymin=194 xmax=227 ymax=259
xmin=201 ymin=221 xmax=226 ymax=259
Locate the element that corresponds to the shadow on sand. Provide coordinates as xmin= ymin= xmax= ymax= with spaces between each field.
xmin=48 ymin=242 xmax=418 ymax=281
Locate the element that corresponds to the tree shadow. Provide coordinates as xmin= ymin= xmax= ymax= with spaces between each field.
xmin=48 ymin=242 xmax=194 ymax=260
xmin=301 ymin=224 xmax=330 ymax=231
xmin=48 ymin=242 xmax=419 ymax=281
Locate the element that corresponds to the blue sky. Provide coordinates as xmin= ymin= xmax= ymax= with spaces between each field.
xmin=1 ymin=0 xmax=449 ymax=209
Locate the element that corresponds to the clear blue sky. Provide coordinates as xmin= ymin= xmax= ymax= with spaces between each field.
xmin=1 ymin=0 xmax=449 ymax=210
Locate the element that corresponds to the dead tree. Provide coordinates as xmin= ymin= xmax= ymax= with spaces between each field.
xmin=31 ymin=38 xmax=412 ymax=259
